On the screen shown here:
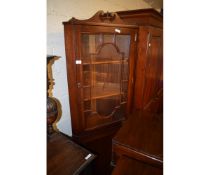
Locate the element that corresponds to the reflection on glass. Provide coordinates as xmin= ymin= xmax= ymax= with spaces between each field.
xmin=82 ymin=34 xmax=130 ymax=118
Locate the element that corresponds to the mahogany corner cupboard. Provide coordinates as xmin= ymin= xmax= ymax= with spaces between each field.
xmin=63 ymin=11 xmax=138 ymax=174
xmin=63 ymin=11 xmax=138 ymax=139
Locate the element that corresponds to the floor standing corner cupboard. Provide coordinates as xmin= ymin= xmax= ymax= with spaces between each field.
xmin=63 ymin=11 xmax=138 ymax=175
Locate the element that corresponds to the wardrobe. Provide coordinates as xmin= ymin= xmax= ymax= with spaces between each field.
xmin=117 ymin=9 xmax=163 ymax=113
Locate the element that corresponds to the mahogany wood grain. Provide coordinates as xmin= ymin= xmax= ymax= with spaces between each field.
xmin=113 ymin=110 xmax=163 ymax=167
xmin=112 ymin=156 xmax=163 ymax=175
xmin=73 ymin=122 xmax=121 ymax=175
xmin=134 ymin=27 xmax=163 ymax=112
xmin=83 ymin=135 xmax=115 ymax=175
xmin=47 ymin=132 xmax=96 ymax=175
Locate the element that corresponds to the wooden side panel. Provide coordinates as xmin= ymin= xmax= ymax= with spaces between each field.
xmin=134 ymin=26 xmax=163 ymax=113
xmin=134 ymin=27 xmax=149 ymax=109
xmin=64 ymin=24 xmax=84 ymax=134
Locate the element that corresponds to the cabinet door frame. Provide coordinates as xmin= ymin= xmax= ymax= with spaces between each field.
xmin=65 ymin=24 xmax=138 ymax=134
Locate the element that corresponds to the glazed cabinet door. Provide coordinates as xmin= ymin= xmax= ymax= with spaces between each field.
xmin=65 ymin=25 xmax=137 ymax=133
xmin=134 ymin=26 xmax=163 ymax=113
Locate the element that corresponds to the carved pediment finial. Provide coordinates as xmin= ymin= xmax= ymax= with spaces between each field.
xmin=99 ymin=11 xmax=116 ymax=22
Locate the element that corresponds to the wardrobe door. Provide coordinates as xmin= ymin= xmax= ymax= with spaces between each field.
xmin=134 ymin=27 xmax=163 ymax=113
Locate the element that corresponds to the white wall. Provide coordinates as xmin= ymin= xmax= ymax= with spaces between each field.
xmin=47 ymin=0 xmax=151 ymax=136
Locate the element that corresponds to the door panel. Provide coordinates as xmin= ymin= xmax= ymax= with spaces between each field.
xmin=80 ymin=33 xmax=131 ymax=130
xmin=134 ymin=27 xmax=163 ymax=113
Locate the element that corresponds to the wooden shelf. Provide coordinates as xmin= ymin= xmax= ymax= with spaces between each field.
xmin=83 ymin=58 xmax=128 ymax=65
xmin=83 ymin=71 xmax=108 ymax=77
xmin=83 ymin=83 xmax=121 ymax=101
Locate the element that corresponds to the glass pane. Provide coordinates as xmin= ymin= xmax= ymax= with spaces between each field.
xmin=81 ymin=33 xmax=130 ymax=118
xmin=96 ymin=96 xmax=120 ymax=116
xmin=83 ymin=65 xmax=91 ymax=86
xmin=84 ymin=100 xmax=91 ymax=110
xmin=116 ymin=35 xmax=131 ymax=58
xmin=103 ymin=34 xmax=114 ymax=43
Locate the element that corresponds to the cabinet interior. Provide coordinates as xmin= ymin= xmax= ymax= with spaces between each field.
xmin=81 ymin=34 xmax=130 ymax=118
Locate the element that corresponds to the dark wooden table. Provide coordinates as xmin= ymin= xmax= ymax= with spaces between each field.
xmin=112 ymin=110 xmax=163 ymax=168
xmin=112 ymin=156 xmax=163 ymax=175
xmin=47 ymin=132 xmax=96 ymax=175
